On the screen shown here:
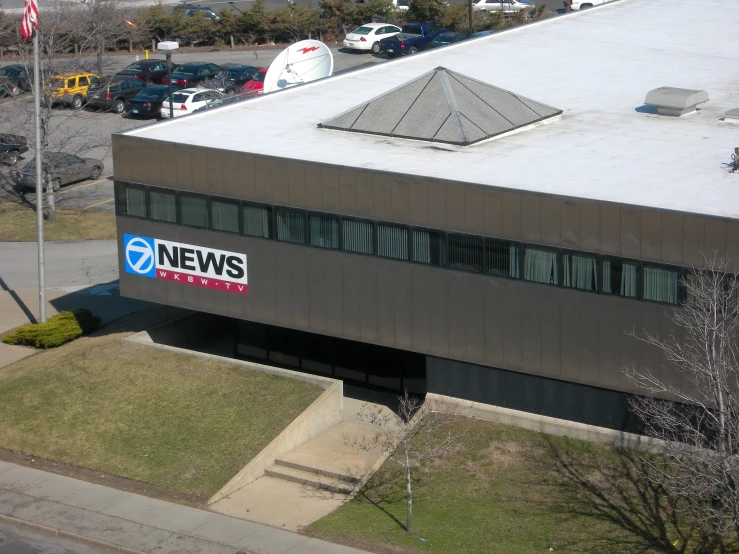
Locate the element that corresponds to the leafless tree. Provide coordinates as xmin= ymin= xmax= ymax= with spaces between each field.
xmin=624 ymin=254 xmax=739 ymax=539
xmin=74 ymin=0 xmax=128 ymax=78
xmin=346 ymin=392 xmax=466 ymax=533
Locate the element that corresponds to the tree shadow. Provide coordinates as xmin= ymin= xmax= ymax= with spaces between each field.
xmin=352 ymin=463 xmax=410 ymax=532
xmin=544 ymin=438 xmax=739 ymax=554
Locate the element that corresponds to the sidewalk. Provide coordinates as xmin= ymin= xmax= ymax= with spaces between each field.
xmin=0 ymin=460 xmax=370 ymax=554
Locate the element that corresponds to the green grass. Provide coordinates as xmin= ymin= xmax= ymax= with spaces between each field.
xmin=0 ymin=201 xmax=116 ymax=241
xmin=0 ymin=309 xmax=322 ymax=498
xmin=306 ymin=420 xmax=732 ymax=554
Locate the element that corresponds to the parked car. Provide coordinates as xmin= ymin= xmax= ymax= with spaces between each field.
xmin=193 ymin=93 xmax=244 ymax=113
xmin=343 ymin=23 xmax=402 ymax=54
xmin=209 ymin=65 xmax=260 ymax=94
xmin=46 ymin=72 xmax=98 ymax=109
xmin=127 ymin=85 xmax=171 ymax=119
xmin=183 ymin=5 xmax=220 ymax=20
xmin=85 ymin=75 xmax=146 ymax=114
xmin=563 ymin=0 xmax=607 ymax=9
xmin=114 ymin=59 xmax=176 ymax=85
xmin=473 ymin=0 xmax=535 ymax=13
xmin=160 ymin=88 xmax=223 ymax=118
xmin=14 ymin=152 xmax=103 ymax=192
xmin=0 ymin=134 xmax=28 ymax=166
xmin=427 ymin=31 xmax=468 ymax=48
xmin=161 ymin=62 xmax=222 ymax=89
xmin=0 ymin=65 xmax=31 ymax=97
xmin=240 ymin=68 xmax=267 ymax=95
xmin=392 ymin=0 xmax=410 ymax=11
xmin=379 ymin=23 xmax=446 ymax=57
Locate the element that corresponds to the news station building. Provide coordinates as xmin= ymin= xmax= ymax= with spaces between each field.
xmin=114 ymin=0 xmax=739 ymax=432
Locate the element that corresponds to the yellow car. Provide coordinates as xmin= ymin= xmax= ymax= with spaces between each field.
xmin=47 ymin=72 xmax=98 ymax=109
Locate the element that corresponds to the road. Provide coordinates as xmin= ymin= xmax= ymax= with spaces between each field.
xmin=0 ymin=46 xmax=378 ymax=212
xmin=0 ymin=521 xmax=110 ymax=553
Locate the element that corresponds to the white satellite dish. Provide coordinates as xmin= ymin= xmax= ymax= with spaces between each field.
xmin=263 ymin=40 xmax=334 ymax=94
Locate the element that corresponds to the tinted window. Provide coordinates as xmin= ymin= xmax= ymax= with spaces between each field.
xmin=172 ymin=93 xmax=190 ymax=103
xmin=78 ymin=76 xmax=89 ymax=86
xmin=377 ymin=223 xmax=408 ymax=261
xmin=150 ymin=189 xmax=177 ymax=223
xmin=309 ymin=214 xmax=339 ymax=249
xmin=353 ymin=26 xmax=373 ymax=35
xmin=174 ymin=66 xmax=198 ymax=76
xmin=180 ymin=194 xmax=208 ymax=228
xmin=449 ymin=234 xmax=483 ymax=272
xmin=125 ymin=62 xmax=144 ymax=71
xmin=211 ymin=199 xmax=239 ymax=233
xmin=243 ymin=204 xmax=271 ymax=238
xmin=342 ymin=218 xmax=373 ymax=255
xmin=413 ymin=229 xmax=443 ymax=266
xmin=276 ymin=208 xmax=305 ymax=244
xmin=643 ymin=265 xmax=679 ymax=304
xmin=524 ymin=247 xmax=559 ymax=285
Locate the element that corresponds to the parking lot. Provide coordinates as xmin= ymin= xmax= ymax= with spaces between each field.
xmin=0 ymin=46 xmax=379 ymax=212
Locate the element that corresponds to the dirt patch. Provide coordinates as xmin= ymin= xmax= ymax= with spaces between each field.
xmin=0 ymin=446 xmax=208 ymax=508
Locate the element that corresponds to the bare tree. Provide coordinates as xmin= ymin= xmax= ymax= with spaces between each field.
xmin=624 ymin=254 xmax=739 ymax=539
xmin=347 ymin=392 xmax=465 ymax=533
xmin=74 ymin=0 xmax=127 ymax=78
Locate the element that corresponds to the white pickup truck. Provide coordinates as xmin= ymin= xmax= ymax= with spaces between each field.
xmin=564 ymin=0 xmax=607 ymax=9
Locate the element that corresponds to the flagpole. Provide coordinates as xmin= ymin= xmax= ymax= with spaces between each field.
xmin=33 ymin=29 xmax=46 ymax=323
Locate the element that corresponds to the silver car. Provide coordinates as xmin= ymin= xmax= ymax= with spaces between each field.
xmin=473 ymin=0 xmax=535 ymax=13
xmin=14 ymin=152 xmax=104 ymax=192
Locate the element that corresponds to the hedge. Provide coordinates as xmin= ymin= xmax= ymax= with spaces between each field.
xmin=2 ymin=309 xmax=101 ymax=349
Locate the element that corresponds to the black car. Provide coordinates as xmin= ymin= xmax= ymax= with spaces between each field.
xmin=85 ymin=75 xmax=146 ymax=114
xmin=0 ymin=134 xmax=29 ymax=165
xmin=161 ymin=62 xmax=222 ymax=89
xmin=427 ymin=31 xmax=468 ymax=49
xmin=213 ymin=66 xmax=259 ymax=94
xmin=0 ymin=64 xmax=31 ymax=97
xmin=115 ymin=59 xmax=176 ymax=85
xmin=127 ymin=85 xmax=170 ymax=119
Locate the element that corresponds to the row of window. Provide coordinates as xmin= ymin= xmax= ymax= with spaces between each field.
xmin=115 ymin=181 xmax=685 ymax=306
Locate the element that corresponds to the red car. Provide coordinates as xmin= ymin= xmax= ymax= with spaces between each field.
xmin=240 ymin=68 xmax=266 ymax=95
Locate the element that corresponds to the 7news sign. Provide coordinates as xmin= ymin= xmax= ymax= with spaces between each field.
xmin=123 ymin=234 xmax=248 ymax=295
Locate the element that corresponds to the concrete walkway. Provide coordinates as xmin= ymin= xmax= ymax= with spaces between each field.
xmin=0 ymin=460 xmax=370 ymax=554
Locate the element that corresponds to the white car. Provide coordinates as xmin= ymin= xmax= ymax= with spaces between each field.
xmin=160 ymin=88 xmax=223 ymax=119
xmin=473 ymin=0 xmax=535 ymax=12
xmin=393 ymin=0 xmax=410 ymax=11
xmin=343 ymin=23 xmax=402 ymax=54
xmin=564 ymin=0 xmax=607 ymax=9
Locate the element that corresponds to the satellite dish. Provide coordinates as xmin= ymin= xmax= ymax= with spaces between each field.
xmin=263 ymin=40 xmax=334 ymax=94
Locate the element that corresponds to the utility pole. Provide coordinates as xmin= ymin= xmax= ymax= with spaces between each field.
xmin=468 ymin=0 xmax=473 ymax=36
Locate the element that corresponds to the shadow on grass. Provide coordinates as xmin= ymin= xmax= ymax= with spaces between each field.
xmin=353 ymin=463 xmax=411 ymax=532
xmin=544 ymin=439 xmax=739 ymax=554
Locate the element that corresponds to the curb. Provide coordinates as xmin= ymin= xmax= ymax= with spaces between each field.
xmin=0 ymin=514 xmax=147 ymax=554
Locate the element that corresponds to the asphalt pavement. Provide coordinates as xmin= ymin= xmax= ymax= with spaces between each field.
xmin=0 ymin=521 xmax=110 ymax=554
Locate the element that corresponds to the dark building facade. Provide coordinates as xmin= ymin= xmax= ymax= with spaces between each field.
xmin=113 ymin=134 xmax=739 ymax=432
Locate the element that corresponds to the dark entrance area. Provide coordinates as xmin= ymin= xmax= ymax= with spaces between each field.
xmin=236 ymin=320 xmax=426 ymax=394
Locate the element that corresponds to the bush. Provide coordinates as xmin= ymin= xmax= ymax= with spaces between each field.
xmin=3 ymin=309 xmax=101 ymax=349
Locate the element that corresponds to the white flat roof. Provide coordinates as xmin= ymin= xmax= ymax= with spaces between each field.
xmin=124 ymin=0 xmax=739 ymax=219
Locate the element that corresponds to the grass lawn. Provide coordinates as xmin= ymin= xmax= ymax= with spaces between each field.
xmin=0 ymin=201 xmax=116 ymax=241
xmin=0 ymin=309 xmax=323 ymax=498
xmin=306 ymin=420 xmax=727 ymax=554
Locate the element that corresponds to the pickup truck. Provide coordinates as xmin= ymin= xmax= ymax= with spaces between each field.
xmin=380 ymin=23 xmax=446 ymax=57
xmin=0 ymin=134 xmax=28 ymax=166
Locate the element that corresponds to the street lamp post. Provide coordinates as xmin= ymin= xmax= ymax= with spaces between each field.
xmin=157 ymin=41 xmax=179 ymax=119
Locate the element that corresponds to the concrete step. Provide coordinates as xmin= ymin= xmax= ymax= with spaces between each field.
xmin=274 ymin=458 xmax=360 ymax=484
xmin=265 ymin=464 xmax=354 ymax=494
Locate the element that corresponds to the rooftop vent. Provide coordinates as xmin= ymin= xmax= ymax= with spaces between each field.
xmin=318 ymin=67 xmax=562 ymax=146
xmin=644 ymin=87 xmax=709 ymax=117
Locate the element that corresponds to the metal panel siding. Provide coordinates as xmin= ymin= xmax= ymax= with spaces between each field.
xmin=112 ymin=135 xmax=132 ymax=181
xmin=238 ymin=153 xmax=257 ymax=200
xmin=620 ymin=207 xmax=641 ymax=258
xmin=409 ymin=177 xmax=428 ymax=226
xmin=682 ymin=214 xmax=705 ymax=267
xmin=242 ymin=237 xmax=261 ymax=317
xmin=158 ymin=142 xmax=178 ymax=188
xmin=304 ymin=163 xmax=323 ymax=211
xmin=292 ymin=254 xmax=310 ymax=328
xmin=254 ymin=157 xmax=274 ymax=203
xmin=465 ymin=274 xmax=485 ymax=363
xmin=258 ymin=241 xmax=278 ymax=324
xmin=428 ymin=269 xmax=449 ymax=357
xmin=394 ymin=264 xmax=413 ymax=349
xmin=356 ymin=171 xmax=375 ymax=218
xmin=618 ymin=305 xmax=641 ymax=394
xmin=445 ymin=181 xmax=465 ymax=232
xmin=464 ymin=186 xmax=484 ymax=235
xmin=425 ymin=179 xmax=445 ymax=229
xmin=341 ymin=256 xmax=361 ymax=339
xmin=540 ymin=196 xmax=561 ymax=247
xmin=374 ymin=173 xmax=393 ymax=221
xmin=600 ymin=203 xmax=621 ymax=255
xmin=521 ymin=286 xmax=542 ymax=374
xmin=726 ymin=220 xmax=739 ymax=273
xmin=447 ymin=271 xmax=467 ymax=359
xmin=275 ymin=247 xmax=293 ymax=326
xmin=502 ymin=191 xmax=522 ymax=240
xmin=339 ymin=167 xmax=358 ymax=216
xmin=483 ymin=278 xmax=504 ymax=365
xmin=272 ymin=160 xmax=290 ymax=206
xmin=358 ymin=257 xmax=378 ymax=343
xmin=392 ymin=175 xmax=411 ymax=223
xmin=579 ymin=200 xmax=600 ymax=251
xmin=411 ymin=267 xmax=431 ymax=352
xmin=376 ymin=265 xmax=396 ymax=346
xmin=308 ymin=254 xmax=327 ymax=331
xmin=324 ymin=254 xmax=343 ymax=335
xmin=580 ymin=297 xmax=600 ymax=387
xmin=540 ymin=292 xmax=560 ymax=378
xmin=661 ymin=211 xmax=684 ymax=264
xmin=521 ymin=194 xmax=541 ymax=242
xmin=482 ymin=188 xmax=503 ymax=237
xmin=189 ymin=146 xmax=209 ymax=194
xmin=560 ymin=294 xmax=581 ymax=381
xmin=288 ymin=161 xmax=306 ymax=208
xmin=174 ymin=144 xmax=194 ymax=191
xmin=219 ymin=150 xmax=240 ymax=198
xmin=206 ymin=149 xmax=224 ymax=194
xmin=560 ymin=200 xmax=579 ymax=248
xmin=704 ymin=217 xmax=727 ymax=262
xmin=597 ymin=298 xmax=621 ymax=389
xmin=640 ymin=210 xmax=662 ymax=262
xmin=503 ymin=283 xmax=523 ymax=369
xmin=322 ymin=166 xmax=340 ymax=212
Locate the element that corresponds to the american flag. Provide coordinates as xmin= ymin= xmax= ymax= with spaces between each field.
xmin=20 ymin=0 xmax=39 ymax=40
